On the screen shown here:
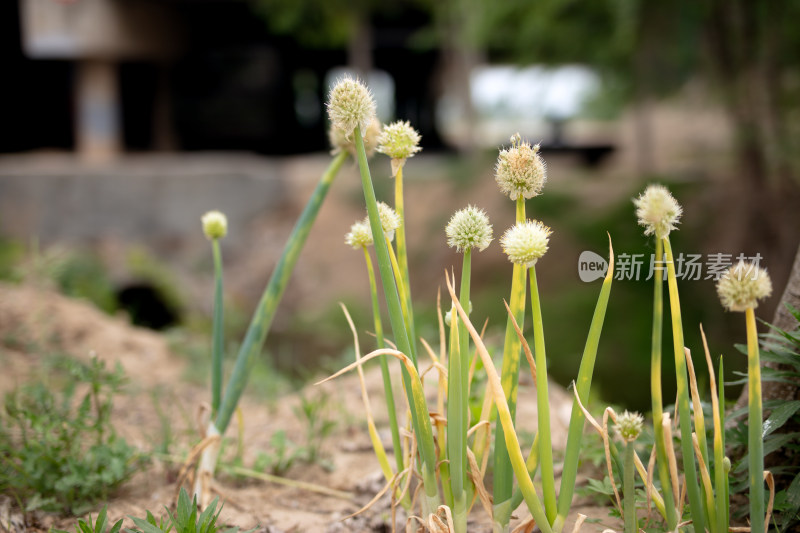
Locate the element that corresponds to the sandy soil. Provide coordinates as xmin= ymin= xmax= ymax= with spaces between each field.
xmin=0 ymin=282 xmax=617 ymax=532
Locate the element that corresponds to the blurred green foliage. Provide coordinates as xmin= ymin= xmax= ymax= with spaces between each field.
xmin=0 ymin=356 xmax=141 ymax=515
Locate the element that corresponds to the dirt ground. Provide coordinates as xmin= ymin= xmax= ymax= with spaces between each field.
xmin=0 ymin=282 xmax=623 ymax=532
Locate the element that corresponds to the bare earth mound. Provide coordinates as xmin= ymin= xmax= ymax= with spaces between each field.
xmin=0 ymin=282 xmax=612 ymax=532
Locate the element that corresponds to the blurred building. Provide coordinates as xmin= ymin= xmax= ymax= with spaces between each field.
xmin=2 ymin=0 xmax=445 ymax=160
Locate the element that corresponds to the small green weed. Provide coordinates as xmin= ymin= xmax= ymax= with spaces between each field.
xmin=126 ymin=487 xmax=251 ymax=533
xmin=0 ymin=356 xmax=141 ymax=515
xmin=293 ymin=391 xmax=337 ymax=467
xmin=52 ymin=505 xmax=123 ymax=533
xmin=54 ymin=488 xmax=253 ymax=533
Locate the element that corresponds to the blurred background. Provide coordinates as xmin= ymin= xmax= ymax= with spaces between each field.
xmin=1 ymin=0 xmax=799 ymax=411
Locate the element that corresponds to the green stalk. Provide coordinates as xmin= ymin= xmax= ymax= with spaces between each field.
xmin=686 ymin=348 xmax=715 ymax=530
xmin=623 ymin=441 xmax=637 ymax=533
xmin=746 ymin=307 xmax=765 ymax=533
xmin=210 ymin=238 xmax=224 ymax=417
xmin=446 ymin=273 xmax=552 ymax=533
xmin=385 ymin=236 xmax=415 ymax=354
xmin=394 ymin=164 xmax=417 ymax=358
xmin=215 ymin=150 xmax=348 ymax=434
xmin=493 ymin=197 xmax=527 ymax=531
xmin=509 ymin=432 xmax=540 ymax=512
xmin=553 ymin=238 xmax=614 ymax=533
xmin=717 ymin=357 xmax=729 ymax=533
xmin=443 ymin=315 xmax=460 ymax=509
xmin=363 ymin=246 xmax=404 ymax=475
xmin=448 ymin=249 xmax=472 ymax=533
xmin=662 ymin=236 xmax=705 ymax=533
xmin=353 ymin=127 xmax=439 ymax=510
xmin=529 ymin=265 xmax=556 ymax=523
xmin=645 ymin=238 xmax=678 ymax=530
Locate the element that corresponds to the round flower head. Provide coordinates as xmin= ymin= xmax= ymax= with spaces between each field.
xmin=495 ymin=133 xmax=547 ymax=200
xmin=716 ymin=261 xmax=773 ymax=312
xmin=329 ymin=116 xmax=381 ymax=158
xmin=446 ymin=205 xmax=493 ymax=253
xmin=500 ymin=220 xmax=552 ymax=267
xmin=344 ymin=220 xmax=373 ymax=249
xmin=327 ymin=76 xmax=377 ymax=139
xmin=633 ymin=184 xmax=682 ymax=239
xmin=201 ymin=210 xmax=227 ymax=240
xmin=378 ymin=121 xmax=422 ymax=176
xmin=365 ymin=202 xmax=402 ymax=242
xmin=616 ymin=410 xmax=644 ymax=442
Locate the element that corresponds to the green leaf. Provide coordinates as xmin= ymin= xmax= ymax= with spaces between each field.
xmin=94 ymin=506 xmax=108 ymax=533
xmin=127 ymin=515 xmax=168 ymax=533
xmin=734 ymin=433 xmax=800 ymax=473
xmin=196 ymin=497 xmax=220 ymax=533
xmin=780 ymin=472 xmax=800 ymax=529
xmin=175 ymin=488 xmax=192 ymax=531
xmin=763 ymin=401 xmax=800 ymax=438
xmin=586 ymin=477 xmax=616 ymax=496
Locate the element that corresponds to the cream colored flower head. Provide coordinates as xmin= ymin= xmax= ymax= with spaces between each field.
xmin=634 ymin=184 xmax=682 ymax=239
xmin=378 ymin=121 xmax=421 ymax=175
xmin=345 ymin=220 xmax=373 ymax=249
xmin=616 ymin=411 xmax=644 ymax=442
xmin=495 ymin=133 xmax=547 ymax=200
xmin=326 ymin=76 xmax=377 ymax=138
xmin=201 ymin=210 xmax=227 ymax=240
xmin=364 ymin=202 xmax=401 ymax=242
xmin=446 ymin=205 xmax=493 ymax=253
xmin=501 ymin=220 xmax=551 ymax=267
xmin=717 ymin=261 xmax=773 ymax=312
xmin=329 ymin=116 xmax=381 ymax=158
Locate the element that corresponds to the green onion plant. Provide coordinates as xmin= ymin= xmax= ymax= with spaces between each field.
xmin=193 ymin=133 xmax=352 ymax=505
xmin=323 ymin=79 xmax=617 ymax=533
xmin=717 ymin=261 xmax=773 ymax=533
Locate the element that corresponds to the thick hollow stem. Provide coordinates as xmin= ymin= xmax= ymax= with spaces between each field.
xmin=530 ymin=265 xmax=557 ymax=523
xmin=662 ymin=236 xmax=706 ymax=533
xmin=364 ymin=246 xmax=403 ymax=475
xmin=394 ymin=165 xmax=417 ymax=355
xmin=647 ymin=238 xmax=678 ymax=529
xmin=447 ymin=250 xmax=471 ymax=531
xmin=746 ymin=307 xmax=765 ymax=533
xmin=446 ymin=272 xmax=552 ymax=533
xmin=493 ymin=197 xmax=526 ymax=531
xmin=354 ymin=127 xmax=439 ymax=506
